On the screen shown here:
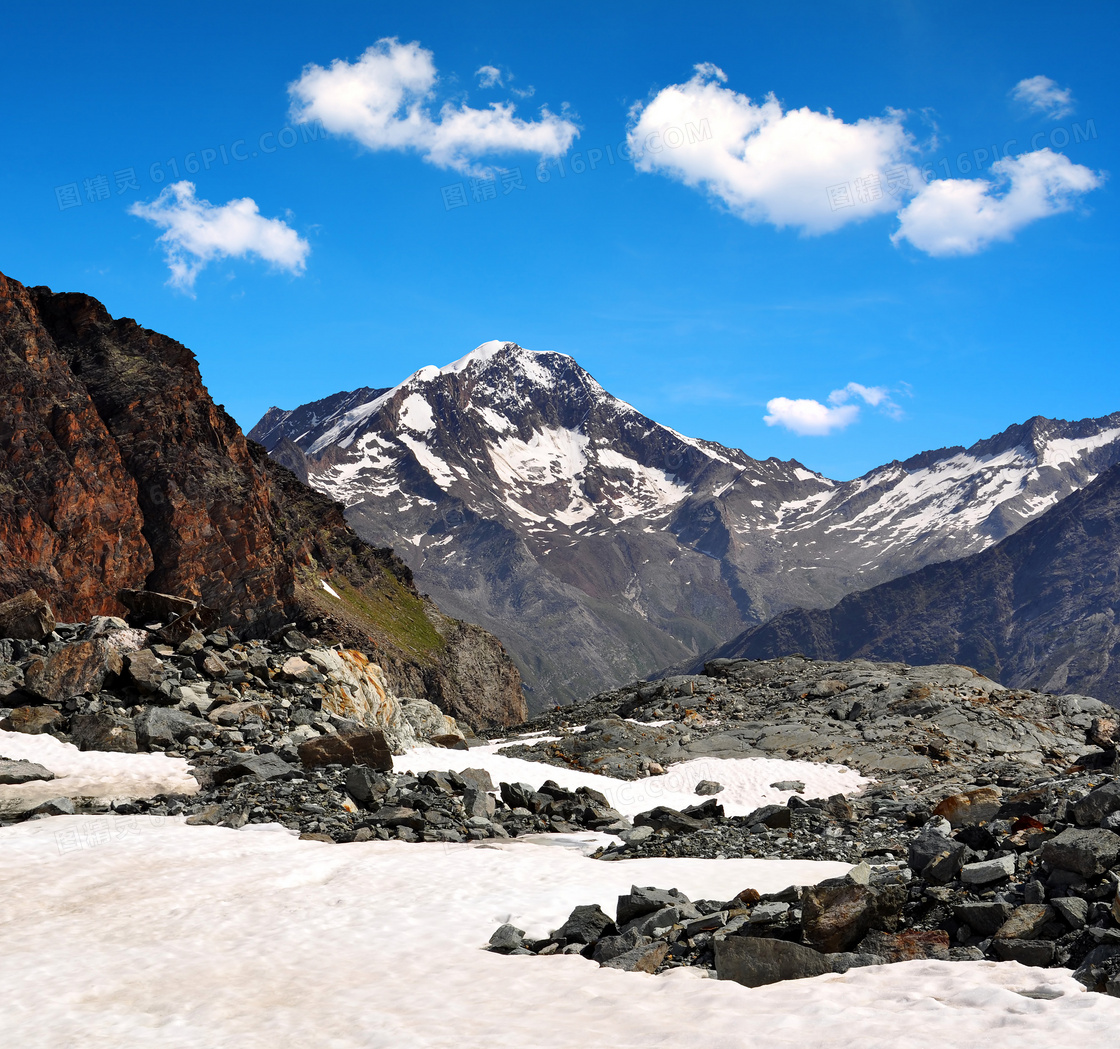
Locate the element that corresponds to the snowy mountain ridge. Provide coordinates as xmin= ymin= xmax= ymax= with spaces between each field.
xmin=250 ymin=343 xmax=1120 ymax=708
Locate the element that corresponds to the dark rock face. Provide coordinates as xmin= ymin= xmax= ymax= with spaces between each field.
xmin=252 ymin=343 xmax=1120 ymax=708
xmin=0 ymin=592 xmax=55 ymax=641
xmin=708 ymin=464 xmax=1120 ymax=705
xmin=0 ymin=271 xmax=525 ymax=728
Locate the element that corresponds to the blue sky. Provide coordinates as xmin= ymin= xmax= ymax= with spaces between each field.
xmin=2 ymin=2 xmax=1115 ymax=480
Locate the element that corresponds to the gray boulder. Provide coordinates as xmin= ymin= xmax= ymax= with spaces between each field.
xmin=555 ymin=904 xmax=616 ymax=945
xmin=135 ymin=707 xmax=214 ymax=749
xmin=1072 ymin=782 xmax=1120 ymax=828
xmin=1041 ymin=828 xmax=1120 ymax=878
xmin=0 ymin=757 xmax=55 ymax=784
xmin=69 ymin=711 xmax=138 ymax=753
xmin=715 ymin=936 xmax=881 ymax=988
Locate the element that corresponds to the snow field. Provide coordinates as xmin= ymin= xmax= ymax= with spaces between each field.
xmin=1 ymin=816 xmax=1118 ymax=1049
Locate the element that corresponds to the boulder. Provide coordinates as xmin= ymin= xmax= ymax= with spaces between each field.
xmin=117 ymin=589 xmax=196 ymax=623
xmin=24 ymin=640 xmax=122 ymax=703
xmin=555 ymin=904 xmax=616 ymax=945
xmin=0 ymin=705 xmax=64 ymax=734
xmin=0 ymin=591 xmax=55 ymax=641
xmin=68 ymin=711 xmax=138 ymax=752
xmin=135 ymin=707 xmax=214 ymax=750
xmin=345 ymin=765 xmax=390 ymax=806
xmin=694 ymin=780 xmax=722 ymax=795
xmin=932 ymin=786 xmax=1002 ymax=827
xmin=990 ymin=939 xmax=1056 ymax=967
xmin=488 ymin=924 xmax=525 ymax=953
xmin=216 ymin=753 xmax=296 ymax=783
xmin=616 ymin=886 xmax=687 ymax=926
xmin=859 ymin=929 xmax=950 ymax=962
xmin=599 ymin=941 xmax=669 ymax=973
xmin=458 ymin=768 xmax=495 ymax=793
xmin=633 ymin=806 xmax=706 ymax=833
xmin=463 ymin=788 xmax=496 ymax=819
xmin=994 ymin=905 xmax=1058 ymax=940
xmin=0 ymin=757 xmax=55 ymax=784
xmin=801 ymin=881 xmax=906 ymax=953
xmin=715 ymin=936 xmax=879 ymax=987
xmin=125 ymin=649 xmax=165 ymax=693
xmin=960 ymin=854 xmax=1016 ymax=885
xmin=297 ymin=729 xmax=392 ymax=771
xmin=953 ymin=900 xmax=1014 ymax=936
xmin=591 ymin=928 xmax=652 ymax=964
xmin=1041 ymin=828 xmax=1120 ymax=878
xmin=1071 ymin=782 xmax=1120 ymax=828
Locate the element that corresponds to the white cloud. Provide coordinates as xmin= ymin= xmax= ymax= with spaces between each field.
xmin=476 ymin=65 xmax=502 ymax=88
xmin=892 ymin=149 xmax=1103 ymax=256
xmin=1011 ymin=75 xmax=1075 ymax=119
xmin=764 ymin=383 xmax=902 ymax=436
xmin=288 ymin=38 xmax=578 ymax=174
xmin=627 ymin=63 xmax=919 ymax=233
xmin=129 ymin=182 xmax=309 ymax=293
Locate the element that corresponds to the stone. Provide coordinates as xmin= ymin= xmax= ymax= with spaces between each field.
xmin=599 ymin=941 xmax=669 ymax=973
xmin=218 ymin=753 xmax=295 ymax=783
xmin=591 ymin=929 xmax=651 ymax=964
xmin=458 ymin=768 xmax=495 ymax=793
xmin=990 ymin=939 xmax=1056 ymax=967
xmin=556 ymin=904 xmax=616 ymax=945
xmin=633 ymin=806 xmax=708 ymax=833
xmin=770 ymin=780 xmax=806 ymax=793
xmin=32 ymin=797 xmax=75 ymax=816
xmin=68 ymin=711 xmax=138 ymax=753
xmin=1071 ymin=782 xmax=1120 ymax=828
xmin=125 ymin=649 xmax=165 ymax=693
xmin=994 ymin=905 xmax=1057 ymax=940
xmin=0 ymin=591 xmax=55 ymax=641
xmin=200 ymin=653 xmax=228 ymax=679
xmin=345 ymin=766 xmax=390 ymax=805
xmin=1040 ymin=828 xmax=1120 ymax=878
xmin=623 ymin=904 xmax=701 ymax=939
xmin=825 ymin=794 xmax=854 ymax=820
xmin=297 ymin=729 xmax=392 ymax=771
xmin=749 ymin=901 xmax=790 ymax=923
xmin=694 ymin=780 xmax=722 ymax=795
xmin=1051 ymin=897 xmax=1089 ymax=928
xmin=715 ymin=936 xmax=875 ymax=987
xmin=0 ymin=705 xmax=64 ymax=734
xmin=176 ymin=631 xmax=207 ymax=656
xmin=500 ymin=782 xmax=537 ymax=810
xmin=488 ymin=924 xmax=525 ymax=953
xmin=932 ymin=786 xmax=1002 ymax=827
xmin=135 ymin=707 xmax=214 ymax=750
xmin=953 ymin=900 xmax=1014 ymax=936
xmin=279 ymin=656 xmax=321 ymax=684
xmin=430 ymin=733 xmax=468 ymax=750
xmin=616 ymin=885 xmax=687 ymax=926
xmin=744 ymin=804 xmax=791 ymax=830
xmin=463 ymin=788 xmax=496 ymax=819
xmin=801 ymin=882 xmax=904 ymax=953
xmin=0 ymin=757 xmax=55 ymax=784
xmin=117 ymin=589 xmax=196 ymax=622
xmin=24 ymin=640 xmax=122 ymax=703
xmin=860 ymin=929 xmax=950 ymax=962
xmin=960 ymin=854 xmax=1016 ymax=885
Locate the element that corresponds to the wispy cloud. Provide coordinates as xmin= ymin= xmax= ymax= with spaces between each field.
xmin=892 ymin=149 xmax=1103 ymax=256
xmin=764 ymin=382 xmax=903 ymax=436
xmin=1011 ymin=75 xmax=1075 ymax=119
xmin=288 ymin=37 xmax=578 ymax=174
xmin=129 ymin=182 xmax=309 ymax=293
xmin=476 ymin=64 xmax=502 ymax=88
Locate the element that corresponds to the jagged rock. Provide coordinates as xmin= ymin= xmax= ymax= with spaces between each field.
xmin=770 ymin=780 xmax=805 ymax=793
xmin=1052 ymin=896 xmax=1089 ymax=928
xmin=24 ymin=640 xmax=121 ymax=703
xmin=960 ymin=854 xmax=1016 ymax=885
xmin=801 ymin=881 xmax=905 ymax=953
xmin=458 ymin=768 xmax=495 ymax=793
xmin=68 ymin=711 xmax=138 ymax=753
xmin=117 ymin=589 xmax=196 ymax=623
xmin=592 ymin=928 xmax=652 ymax=964
xmin=1041 ymin=828 xmax=1120 ymax=878
xmin=0 ymin=705 xmax=64 ymax=734
xmin=555 ymin=904 xmax=616 ymax=945
xmin=990 ymin=940 xmax=1056 ymax=966
xmin=125 ymin=649 xmax=165 ymax=693
xmin=715 ymin=936 xmax=880 ymax=987
xmin=217 ymin=753 xmax=296 ymax=783
xmin=859 ymin=929 xmax=950 ymax=962
xmin=32 ymin=797 xmax=75 ymax=816
xmin=633 ymin=806 xmax=706 ymax=833
xmin=953 ymin=900 xmax=1014 ymax=936
xmin=616 ymin=886 xmax=688 ymax=926
xmin=994 ymin=905 xmax=1058 ymax=940
xmin=1072 ymin=782 xmax=1120 ymax=827
xmin=0 ymin=758 xmax=55 ymax=784
xmin=694 ymin=779 xmax=722 ymax=795
xmin=463 ymin=788 xmax=496 ymax=818
xmin=0 ymin=591 xmax=55 ymax=641
xmin=344 ymin=765 xmax=390 ymax=805
xmin=488 ymin=924 xmax=524 ymax=953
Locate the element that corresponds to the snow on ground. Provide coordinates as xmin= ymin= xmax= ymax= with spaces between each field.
xmin=0 ymin=729 xmax=198 ymax=814
xmin=2 ymin=815 xmax=1118 ymax=1049
xmin=395 ymin=739 xmax=872 ymax=818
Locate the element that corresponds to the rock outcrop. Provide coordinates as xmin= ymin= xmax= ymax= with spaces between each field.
xmin=0 ymin=271 xmax=525 ymax=727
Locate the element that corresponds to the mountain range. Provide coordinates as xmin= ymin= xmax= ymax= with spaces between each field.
xmin=250 ymin=341 xmax=1120 ymax=708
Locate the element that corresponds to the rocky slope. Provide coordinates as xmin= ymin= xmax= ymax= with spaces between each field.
xmin=251 ymin=341 xmax=1120 ymax=707
xmin=0 ymin=272 xmax=525 ymax=727
xmin=703 ymin=463 xmax=1120 ymax=704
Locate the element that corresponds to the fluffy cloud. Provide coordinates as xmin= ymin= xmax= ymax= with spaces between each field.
xmin=289 ymin=38 xmax=577 ymax=173
xmin=129 ymin=182 xmax=309 ymax=292
xmin=1011 ymin=75 xmax=1075 ymax=119
xmin=764 ymin=383 xmax=901 ymax=436
xmin=476 ymin=65 xmax=502 ymax=88
xmin=892 ymin=148 xmax=1102 ymax=256
xmin=627 ymin=63 xmax=919 ymax=233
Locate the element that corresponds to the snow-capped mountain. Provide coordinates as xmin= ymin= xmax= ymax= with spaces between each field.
xmin=250 ymin=341 xmax=1120 ymax=708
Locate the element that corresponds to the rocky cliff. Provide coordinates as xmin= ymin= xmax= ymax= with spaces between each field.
xmin=0 ymin=271 xmax=525 ymax=727
xmin=704 ymin=464 xmax=1120 ymax=704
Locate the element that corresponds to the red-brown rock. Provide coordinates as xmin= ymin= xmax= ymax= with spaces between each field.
xmin=23 ymin=639 xmax=122 ymax=703
xmin=0 ymin=591 xmax=55 ymax=641
xmin=0 ymin=705 xmax=64 ymax=734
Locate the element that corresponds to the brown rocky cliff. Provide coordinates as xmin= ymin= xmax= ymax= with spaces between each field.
xmin=0 ymin=270 xmax=526 ymax=726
